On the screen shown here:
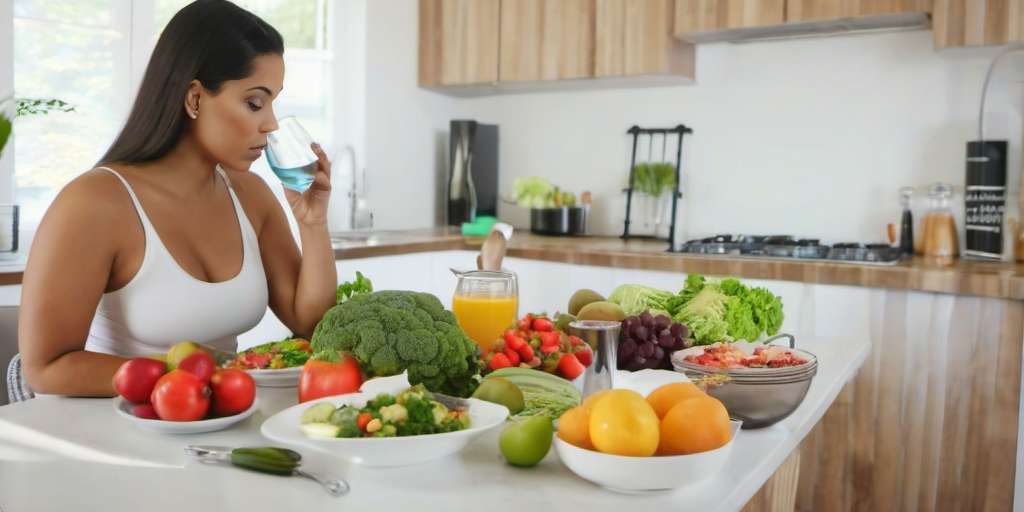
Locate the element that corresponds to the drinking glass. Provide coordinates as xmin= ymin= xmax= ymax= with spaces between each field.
xmin=451 ymin=270 xmax=518 ymax=353
xmin=266 ymin=116 xmax=318 ymax=192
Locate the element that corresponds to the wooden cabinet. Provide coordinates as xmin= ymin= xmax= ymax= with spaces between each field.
xmin=674 ymin=0 xmax=786 ymax=37
xmin=419 ymin=0 xmax=501 ymax=87
xmin=787 ymin=0 xmax=931 ymax=22
xmin=595 ymin=0 xmax=695 ymax=78
xmin=499 ymin=0 xmax=595 ymax=82
xmin=933 ymin=0 xmax=1024 ymax=48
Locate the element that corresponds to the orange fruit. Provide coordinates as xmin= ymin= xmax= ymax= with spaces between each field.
xmin=646 ymin=382 xmax=706 ymax=419
xmin=557 ymin=406 xmax=592 ymax=449
xmin=657 ymin=395 xmax=732 ymax=456
xmin=589 ymin=389 xmax=660 ymax=456
xmin=581 ymin=389 xmax=612 ymax=413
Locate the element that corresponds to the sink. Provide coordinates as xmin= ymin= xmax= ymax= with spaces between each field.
xmin=330 ymin=232 xmax=378 ymax=248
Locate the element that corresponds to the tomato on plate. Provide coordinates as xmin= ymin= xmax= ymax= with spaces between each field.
xmin=210 ymin=369 xmax=256 ymax=416
xmin=150 ymin=370 xmax=210 ymax=421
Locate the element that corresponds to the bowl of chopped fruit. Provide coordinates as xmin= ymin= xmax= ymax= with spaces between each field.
xmin=670 ymin=334 xmax=817 ymax=429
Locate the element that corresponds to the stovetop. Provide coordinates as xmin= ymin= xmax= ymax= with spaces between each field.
xmin=675 ymin=235 xmax=904 ymax=265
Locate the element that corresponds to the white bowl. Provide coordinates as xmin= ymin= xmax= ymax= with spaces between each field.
xmin=260 ymin=380 xmax=509 ymax=467
xmin=554 ymin=420 xmax=741 ymax=493
xmin=245 ymin=366 xmax=302 ymax=388
xmin=113 ymin=397 xmax=259 ymax=434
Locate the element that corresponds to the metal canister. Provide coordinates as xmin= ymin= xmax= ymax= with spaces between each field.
xmin=568 ymin=320 xmax=621 ymax=398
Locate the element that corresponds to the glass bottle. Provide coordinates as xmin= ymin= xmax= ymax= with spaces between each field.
xmin=899 ymin=186 xmax=914 ymax=255
xmin=921 ymin=182 xmax=959 ymax=266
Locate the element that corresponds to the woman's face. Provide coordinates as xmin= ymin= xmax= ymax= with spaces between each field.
xmin=188 ymin=53 xmax=285 ymax=171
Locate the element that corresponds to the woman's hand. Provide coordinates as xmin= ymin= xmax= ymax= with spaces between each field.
xmin=284 ymin=142 xmax=332 ymax=227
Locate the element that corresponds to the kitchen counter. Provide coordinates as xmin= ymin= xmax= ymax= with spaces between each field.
xmin=329 ymin=228 xmax=1024 ymax=300
xmin=3 ymin=227 xmax=1020 ymax=299
xmin=0 ymin=335 xmax=868 ymax=512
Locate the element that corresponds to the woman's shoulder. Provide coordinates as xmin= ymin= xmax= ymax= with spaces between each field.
xmin=53 ymin=167 xmax=137 ymax=217
xmin=223 ymin=169 xmax=279 ymax=219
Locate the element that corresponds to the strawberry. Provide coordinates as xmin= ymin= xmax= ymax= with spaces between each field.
xmin=557 ymin=353 xmax=586 ymax=380
xmin=505 ymin=335 xmax=526 ymax=352
xmin=541 ymin=344 xmax=560 ymax=355
xmin=568 ymin=335 xmax=584 ymax=347
xmin=489 ymin=353 xmax=512 ymax=371
xmin=504 ymin=348 xmax=521 ymax=367
xmin=574 ymin=345 xmax=593 ymax=367
xmin=518 ymin=315 xmax=534 ymax=332
xmin=539 ymin=331 xmax=560 ymax=347
xmin=527 ymin=357 xmax=542 ymax=368
xmin=532 ymin=317 xmax=554 ymax=332
xmin=517 ymin=344 xmax=534 ymax=361
xmin=503 ymin=330 xmax=519 ymax=346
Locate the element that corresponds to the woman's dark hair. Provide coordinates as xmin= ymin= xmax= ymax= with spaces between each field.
xmin=99 ymin=0 xmax=283 ymax=165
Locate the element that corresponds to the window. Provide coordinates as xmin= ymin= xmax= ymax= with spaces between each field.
xmin=13 ymin=0 xmax=339 ymax=230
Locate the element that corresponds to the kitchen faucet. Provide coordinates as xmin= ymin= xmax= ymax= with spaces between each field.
xmin=342 ymin=144 xmax=372 ymax=230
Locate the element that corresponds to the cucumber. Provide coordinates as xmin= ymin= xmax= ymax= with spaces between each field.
xmin=230 ymin=447 xmax=302 ymax=475
xmin=301 ymin=402 xmax=336 ymax=424
xmin=300 ymin=422 xmax=342 ymax=439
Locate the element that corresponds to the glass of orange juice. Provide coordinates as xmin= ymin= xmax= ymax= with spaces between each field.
xmin=452 ymin=270 xmax=518 ymax=353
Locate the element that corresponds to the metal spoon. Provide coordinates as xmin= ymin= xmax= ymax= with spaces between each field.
xmin=185 ymin=445 xmax=349 ymax=497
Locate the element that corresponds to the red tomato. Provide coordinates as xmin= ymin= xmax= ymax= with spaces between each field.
xmin=113 ymin=358 xmax=168 ymax=404
xmin=298 ymin=353 xmax=364 ymax=403
xmin=150 ymin=370 xmax=210 ymax=421
xmin=209 ymin=369 xmax=256 ymax=416
xmin=177 ymin=351 xmax=216 ymax=384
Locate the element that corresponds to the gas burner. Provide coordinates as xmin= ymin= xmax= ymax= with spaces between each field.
xmin=675 ymin=235 xmax=902 ymax=265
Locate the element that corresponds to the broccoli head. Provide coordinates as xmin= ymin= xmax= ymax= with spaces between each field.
xmin=311 ymin=290 xmax=482 ymax=397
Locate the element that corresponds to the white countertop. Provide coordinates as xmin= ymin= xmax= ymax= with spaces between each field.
xmin=0 ymin=336 xmax=868 ymax=512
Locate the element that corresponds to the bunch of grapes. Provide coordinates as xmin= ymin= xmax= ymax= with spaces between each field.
xmin=617 ymin=312 xmax=691 ymax=371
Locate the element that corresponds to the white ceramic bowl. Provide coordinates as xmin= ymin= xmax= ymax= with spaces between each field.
xmin=554 ymin=420 xmax=742 ymax=493
xmin=260 ymin=380 xmax=509 ymax=467
xmin=245 ymin=366 xmax=302 ymax=388
xmin=113 ymin=397 xmax=259 ymax=434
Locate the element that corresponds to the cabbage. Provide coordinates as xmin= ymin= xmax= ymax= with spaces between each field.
xmin=607 ymin=284 xmax=673 ymax=317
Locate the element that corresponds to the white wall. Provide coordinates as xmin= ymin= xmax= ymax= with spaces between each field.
xmin=0 ymin=0 xmax=13 ymax=204
xmin=364 ymin=0 xmax=457 ymax=230
xmin=449 ymin=30 xmax=1024 ymax=245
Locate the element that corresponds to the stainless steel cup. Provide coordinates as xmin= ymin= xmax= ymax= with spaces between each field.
xmin=568 ymin=320 xmax=621 ymax=398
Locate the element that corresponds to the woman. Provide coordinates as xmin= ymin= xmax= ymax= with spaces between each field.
xmin=17 ymin=0 xmax=337 ymax=397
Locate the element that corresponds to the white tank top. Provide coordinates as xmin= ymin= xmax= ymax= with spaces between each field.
xmin=84 ymin=166 xmax=269 ymax=357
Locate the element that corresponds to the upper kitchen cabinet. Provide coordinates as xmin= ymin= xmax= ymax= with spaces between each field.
xmin=499 ymin=0 xmax=596 ymax=82
xmin=674 ymin=0 xmax=786 ymax=41
xmin=595 ymin=0 xmax=696 ymax=79
xmin=673 ymin=0 xmax=930 ymax=43
xmin=419 ymin=0 xmax=501 ymax=87
xmin=787 ymin=0 xmax=932 ymax=22
xmin=933 ymin=0 xmax=1024 ymax=48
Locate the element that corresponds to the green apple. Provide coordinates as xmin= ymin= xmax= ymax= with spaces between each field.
xmin=499 ymin=415 xmax=553 ymax=467
xmin=166 ymin=341 xmax=203 ymax=371
xmin=472 ymin=377 xmax=525 ymax=415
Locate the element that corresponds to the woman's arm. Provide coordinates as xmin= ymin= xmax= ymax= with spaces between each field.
xmin=240 ymin=144 xmax=337 ymax=338
xmin=19 ymin=173 xmax=128 ymax=396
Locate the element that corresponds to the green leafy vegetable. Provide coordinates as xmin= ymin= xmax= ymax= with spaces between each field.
xmin=311 ymin=290 xmax=482 ymax=397
xmin=632 ymin=162 xmax=676 ymax=197
xmin=607 ymin=284 xmax=673 ymax=317
xmin=336 ymin=271 xmax=373 ymax=304
xmin=513 ymin=176 xmax=577 ymax=208
xmin=669 ymin=274 xmax=784 ymax=345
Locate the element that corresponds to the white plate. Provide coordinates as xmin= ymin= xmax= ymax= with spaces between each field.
xmin=113 ymin=397 xmax=259 ymax=434
xmin=245 ymin=366 xmax=302 ymax=388
xmin=554 ymin=420 xmax=742 ymax=493
xmin=260 ymin=378 xmax=509 ymax=467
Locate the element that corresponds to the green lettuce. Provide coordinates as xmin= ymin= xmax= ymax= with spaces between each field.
xmin=669 ymin=274 xmax=783 ymax=344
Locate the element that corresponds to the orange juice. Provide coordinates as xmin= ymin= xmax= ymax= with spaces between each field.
xmin=452 ymin=295 xmax=518 ymax=352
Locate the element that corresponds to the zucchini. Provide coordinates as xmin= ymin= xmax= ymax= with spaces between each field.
xmin=230 ymin=447 xmax=302 ymax=476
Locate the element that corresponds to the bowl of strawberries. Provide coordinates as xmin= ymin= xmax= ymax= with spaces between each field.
xmin=480 ymin=314 xmax=594 ymax=381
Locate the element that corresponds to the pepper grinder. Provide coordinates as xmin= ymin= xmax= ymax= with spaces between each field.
xmin=899 ymin=186 xmax=914 ymax=256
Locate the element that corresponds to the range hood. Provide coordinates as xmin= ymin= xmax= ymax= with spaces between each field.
xmin=679 ymin=12 xmax=931 ymax=44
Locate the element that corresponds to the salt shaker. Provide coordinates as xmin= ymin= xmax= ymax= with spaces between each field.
xmin=568 ymin=320 xmax=621 ymax=398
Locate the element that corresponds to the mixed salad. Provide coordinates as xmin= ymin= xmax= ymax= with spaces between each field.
xmin=300 ymin=385 xmax=471 ymax=439
xmin=224 ymin=338 xmax=313 ymax=370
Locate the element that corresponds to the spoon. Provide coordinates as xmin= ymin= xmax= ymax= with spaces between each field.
xmin=185 ymin=445 xmax=349 ymax=497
